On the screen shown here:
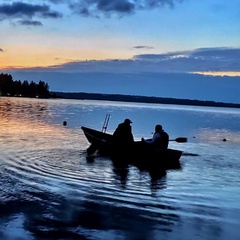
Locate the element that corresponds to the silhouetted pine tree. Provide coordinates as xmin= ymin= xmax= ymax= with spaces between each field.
xmin=0 ymin=73 xmax=50 ymax=98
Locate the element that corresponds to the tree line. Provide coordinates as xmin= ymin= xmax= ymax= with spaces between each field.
xmin=1 ymin=72 xmax=240 ymax=108
xmin=55 ymin=92 xmax=240 ymax=108
xmin=0 ymin=73 xmax=50 ymax=98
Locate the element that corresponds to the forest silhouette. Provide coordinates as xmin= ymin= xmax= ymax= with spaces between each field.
xmin=0 ymin=73 xmax=50 ymax=98
xmin=1 ymin=72 xmax=240 ymax=108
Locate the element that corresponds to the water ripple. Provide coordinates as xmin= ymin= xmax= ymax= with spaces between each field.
xmin=1 ymin=97 xmax=240 ymax=240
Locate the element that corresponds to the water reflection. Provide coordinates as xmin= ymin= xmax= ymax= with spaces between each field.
xmin=20 ymin=192 xmax=180 ymax=240
xmin=0 ymin=97 xmax=49 ymax=122
xmin=193 ymin=127 xmax=240 ymax=143
xmin=112 ymin=161 xmax=129 ymax=188
xmin=150 ymin=173 xmax=167 ymax=191
xmin=0 ymin=162 xmax=181 ymax=239
xmin=86 ymin=154 xmax=130 ymax=188
xmin=1 ymin=97 xmax=240 ymax=239
xmin=84 ymin=151 xmax=179 ymax=192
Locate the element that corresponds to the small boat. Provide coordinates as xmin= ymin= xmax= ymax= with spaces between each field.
xmin=81 ymin=126 xmax=183 ymax=171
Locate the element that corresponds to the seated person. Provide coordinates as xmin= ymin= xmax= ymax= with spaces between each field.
xmin=142 ymin=124 xmax=169 ymax=150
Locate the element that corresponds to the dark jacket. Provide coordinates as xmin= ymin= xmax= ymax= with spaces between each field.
xmin=113 ymin=122 xmax=134 ymax=144
xmin=143 ymin=130 xmax=169 ymax=150
xmin=155 ymin=130 xmax=169 ymax=150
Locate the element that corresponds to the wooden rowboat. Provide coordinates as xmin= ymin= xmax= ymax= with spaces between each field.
xmin=81 ymin=126 xmax=183 ymax=171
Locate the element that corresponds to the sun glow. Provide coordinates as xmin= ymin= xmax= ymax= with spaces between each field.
xmin=0 ymin=48 xmax=131 ymax=70
xmin=193 ymin=71 xmax=240 ymax=77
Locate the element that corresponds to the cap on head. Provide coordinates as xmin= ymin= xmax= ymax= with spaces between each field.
xmin=155 ymin=124 xmax=162 ymax=132
xmin=124 ymin=118 xmax=132 ymax=124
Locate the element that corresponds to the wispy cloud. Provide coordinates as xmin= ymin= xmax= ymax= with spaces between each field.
xmin=18 ymin=20 xmax=43 ymax=26
xmin=133 ymin=46 xmax=154 ymax=49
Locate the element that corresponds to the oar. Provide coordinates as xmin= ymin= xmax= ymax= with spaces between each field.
xmin=169 ymin=137 xmax=187 ymax=143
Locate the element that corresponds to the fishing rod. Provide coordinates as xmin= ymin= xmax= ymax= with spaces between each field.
xmin=102 ymin=114 xmax=110 ymax=133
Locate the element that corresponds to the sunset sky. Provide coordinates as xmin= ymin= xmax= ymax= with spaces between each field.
xmin=1 ymin=0 xmax=240 ymax=103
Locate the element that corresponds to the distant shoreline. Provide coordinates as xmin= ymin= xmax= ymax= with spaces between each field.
xmin=52 ymin=92 xmax=240 ymax=108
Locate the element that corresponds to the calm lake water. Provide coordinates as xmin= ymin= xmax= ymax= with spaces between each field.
xmin=0 ymin=97 xmax=240 ymax=240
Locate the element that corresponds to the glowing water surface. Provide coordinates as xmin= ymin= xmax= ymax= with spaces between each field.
xmin=0 ymin=97 xmax=240 ymax=240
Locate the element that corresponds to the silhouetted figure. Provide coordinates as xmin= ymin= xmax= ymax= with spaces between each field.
xmin=112 ymin=119 xmax=134 ymax=145
xmin=142 ymin=124 xmax=169 ymax=150
xmin=63 ymin=121 xmax=67 ymax=126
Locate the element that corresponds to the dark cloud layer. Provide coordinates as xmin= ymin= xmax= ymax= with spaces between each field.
xmin=0 ymin=2 xmax=62 ymax=24
xmin=68 ymin=0 xmax=183 ymax=17
xmin=191 ymin=48 xmax=240 ymax=60
xmin=2 ymin=0 xmax=183 ymax=19
xmin=133 ymin=47 xmax=240 ymax=72
xmin=12 ymin=47 xmax=239 ymax=74
xmin=0 ymin=0 xmax=183 ymax=24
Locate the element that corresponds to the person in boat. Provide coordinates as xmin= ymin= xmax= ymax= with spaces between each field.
xmin=141 ymin=124 xmax=169 ymax=150
xmin=112 ymin=118 xmax=134 ymax=145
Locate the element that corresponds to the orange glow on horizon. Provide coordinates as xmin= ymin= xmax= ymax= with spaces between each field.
xmin=0 ymin=45 xmax=132 ymax=70
xmin=193 ymin=71 xmax=240 ymax=77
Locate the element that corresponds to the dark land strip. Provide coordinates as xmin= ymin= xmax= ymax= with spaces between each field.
xmin=53 ymin=92 xmax=240 ymax=108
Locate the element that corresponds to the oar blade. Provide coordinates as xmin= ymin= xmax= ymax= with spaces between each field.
xmin=175 ymin=137 xmax=187 ymax=143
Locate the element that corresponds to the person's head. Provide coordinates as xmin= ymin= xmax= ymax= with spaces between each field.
xmin=124 ymin=118 xmax=132 ymax=125
xmin=155 ymin=124 xmax=162 ymax=132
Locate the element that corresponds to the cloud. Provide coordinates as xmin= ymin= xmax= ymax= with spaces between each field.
xmin=134 ymin=46 xmax=154 ymax=49
xmin=18 ymin=20 xmax=43 ymax=26
xmin=0 ymin=2 xmax=62 ymax=21
xmin=133 ymin=47 xmax=240 ymax=72
xmin=58 ymin=47 xmax=239 ymax=73
xmin=0 ymin=0 xmax=183 ymax=23
xmin=5 ymin=47 xmax=240 ymax=74
xmin=191 ymin=47 xmax=240 ymax=61
xmin=57 ymin=0 xmax=184 ymax=17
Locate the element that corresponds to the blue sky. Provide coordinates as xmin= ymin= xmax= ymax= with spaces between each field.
xmin=1 ymin=0 xmax=240 ymax=103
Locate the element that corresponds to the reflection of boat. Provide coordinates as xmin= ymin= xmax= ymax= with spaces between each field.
xmin=81 ymin=126 xmax=182 ymax=171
